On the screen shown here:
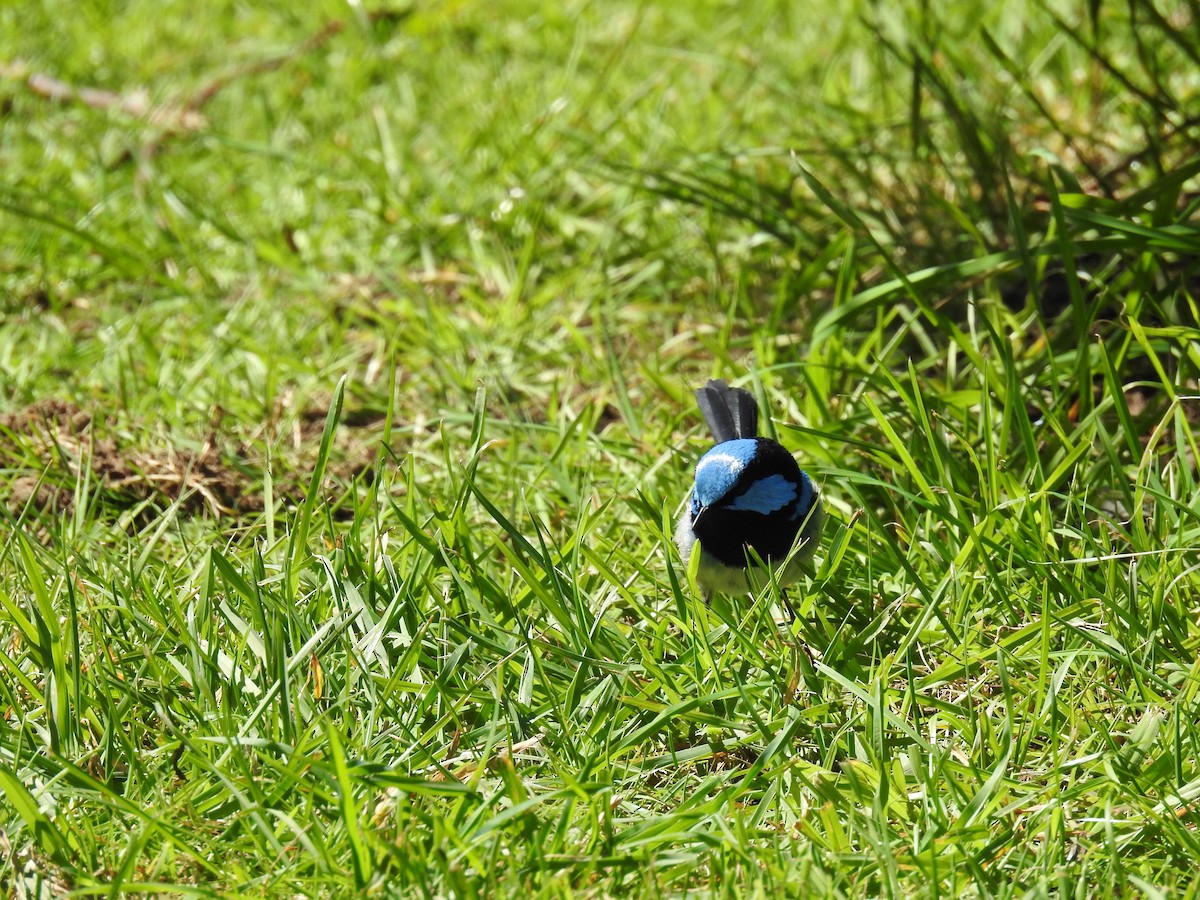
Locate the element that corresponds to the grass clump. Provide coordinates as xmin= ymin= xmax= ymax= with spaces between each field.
xmin=2 ymin=0 xmax=1200 ymax=895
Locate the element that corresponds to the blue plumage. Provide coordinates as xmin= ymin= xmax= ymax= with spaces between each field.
xmin=675 ymin=380 xmax=823 ymax=596
xmin=726 ymin=473 xmax=798 ymax=515
xmin=691 ymin=438 xmax=758 ymax=510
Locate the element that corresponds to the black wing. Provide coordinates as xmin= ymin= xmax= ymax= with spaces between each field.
xmin=695 ymin=379 xmax=759 ymax=443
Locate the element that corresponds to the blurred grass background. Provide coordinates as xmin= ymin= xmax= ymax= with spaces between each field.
xmin=2 ymin=0 xmax=1200 ymax=895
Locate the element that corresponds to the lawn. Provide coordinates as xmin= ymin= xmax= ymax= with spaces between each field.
xmin=3 ymin=0 xmax=1200 ymax=895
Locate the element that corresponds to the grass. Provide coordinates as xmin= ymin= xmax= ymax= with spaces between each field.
xmin=2 ymin=0 xmax=1200 ymax=895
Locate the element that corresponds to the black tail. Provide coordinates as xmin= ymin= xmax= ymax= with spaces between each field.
xmin=695 ymin=379 xmax=758 ymax=443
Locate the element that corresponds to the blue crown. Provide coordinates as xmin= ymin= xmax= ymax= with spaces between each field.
xmin=691 ymin=438 xmax=758 ymax=510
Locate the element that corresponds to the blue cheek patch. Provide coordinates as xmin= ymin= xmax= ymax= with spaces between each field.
xmin=693 ymin=439 xmax=758 ymax=507
xmin=789 ymin=473 xmax=814 ymax=520
xmin=727 ymin=474 xmax=798 ymax=514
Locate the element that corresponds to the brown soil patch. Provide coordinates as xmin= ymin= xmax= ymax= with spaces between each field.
xmin=1 ymin=399 xmax=262 ymax=517
xmin=1 ymin=398 xmax=385 ymax=522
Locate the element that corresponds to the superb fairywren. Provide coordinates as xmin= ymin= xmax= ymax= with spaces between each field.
xmin=675 ymin=379 xmax=823 ymax=595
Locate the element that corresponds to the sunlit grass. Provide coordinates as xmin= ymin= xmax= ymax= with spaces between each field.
xmin=2 ymin=0 xmax=1200 ymax=895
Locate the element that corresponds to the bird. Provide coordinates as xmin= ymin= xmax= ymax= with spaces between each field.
xmin=675 ymin=379 xmax=823 ymax=598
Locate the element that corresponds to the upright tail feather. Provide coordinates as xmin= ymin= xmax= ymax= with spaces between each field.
xmin=695 ymin=379 xmax=759 ymax=443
